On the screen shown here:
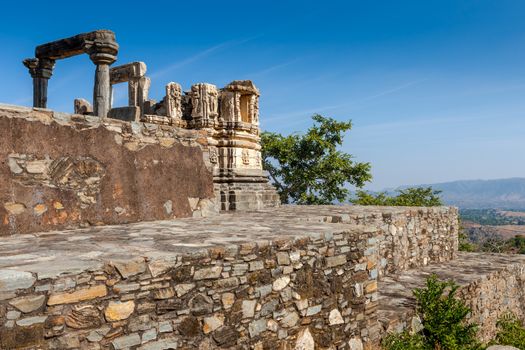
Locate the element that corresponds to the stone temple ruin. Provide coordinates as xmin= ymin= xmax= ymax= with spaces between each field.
xmin=22 ymin=29 xmax=279 ymax=214
xmin=0 ymin=30 xmax=525 ymax=350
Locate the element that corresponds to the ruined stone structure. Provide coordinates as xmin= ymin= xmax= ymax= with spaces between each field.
xmin=2 ymin=30 xmax=525 ymax=349
xmin=18 ymin=30 xmax=279 ymax=232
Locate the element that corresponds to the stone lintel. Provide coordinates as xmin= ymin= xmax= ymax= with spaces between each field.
xmin=35 ymin=30 xmax=118 ymax=62
xmin=110 ymin=62 xmax=147 ymax=84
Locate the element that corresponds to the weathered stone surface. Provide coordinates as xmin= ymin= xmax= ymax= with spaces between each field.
xmin=348 ymin=337 xmax=364 ymax=350
xmin=112 ymin=333 xmax=141 ymax=350
xmin=65 ymin=305 xmax=101 ymax=329
xmin=16 ymin=315 xmax=47 ymax=326
xmin=486 ymin=347 xmax=520 ymax=350
xmin=152 ymin=287 xmax=175 ymax=300
xmin=242 ymin=299 xmax=257 ymax=319
xmin=139 ymin=337 xmax=178 ymax=350
xmin=47 ymin=285 xmax=107 ymax=305
xmin=194 ymin=266 xmax=222 ymax=280
xmin=0 ymin=269 xmax=36 ymax=292
xmin=249 ymin=318 xmax=267 ymax=338
xmin=48 ymin=334 xmax=80 ymax=349
xmin=174 ymin=283 xmax=195 ymax=297
xmin=113 ymin=260 xmax=146 ymax=278
xmin=9 ymin=294 xmax=45 ymax=313
xmin=273 ymin=276 xmax=290 ymax=291
xmin=329 ymin=309 xmax=344 ymax=325
xmin=326 ymin=255 xmax=347 ymax=268
xmin=105 ymin=300 xmax=135 ymax=321
xmin=0 ymin=104 xmax=215 ymax=236
xmin=295 ymin=328 xmax=315 ymax=350
xmin=281 ymin=311 xmax=300 ymax=328
xmin=203 ymin=314 xmax=224 ymax=334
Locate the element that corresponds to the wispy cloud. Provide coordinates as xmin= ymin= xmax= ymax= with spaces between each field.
xmin=357 ymin=79 xmax=426 ymax=103
xmin=263 ymin=79 xmax=426 ymax=126
xmin=247 ymin=58 xmax=302 ymax=78
xmin=150 ymin=36 xmax=261 ymax=79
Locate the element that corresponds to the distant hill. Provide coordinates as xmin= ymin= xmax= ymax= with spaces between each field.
xmin=398 ymin=178 xmax=525 ymax=209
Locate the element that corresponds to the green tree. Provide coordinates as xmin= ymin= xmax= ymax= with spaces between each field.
xmin=261 ymin=114 xmax=371 ymax=204
xmin=352 ymin=187 xmax=443 ymax=207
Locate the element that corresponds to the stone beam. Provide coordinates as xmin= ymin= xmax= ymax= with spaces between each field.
xmin=35 ymin=30 xmax=117 ymax=60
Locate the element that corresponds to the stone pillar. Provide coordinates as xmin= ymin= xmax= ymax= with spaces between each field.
xmin=22 ymin=58 xmax=55 ymax=108
xmin=88 ymin=40 xmax=118 ymax=118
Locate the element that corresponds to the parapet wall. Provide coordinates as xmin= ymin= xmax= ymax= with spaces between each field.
xmin=0 ymin=104 xmax=215 ymax=236
xmin=0 ymin=205 xmax=459 ymax=349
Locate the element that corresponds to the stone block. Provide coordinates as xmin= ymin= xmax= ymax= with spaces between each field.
xmin=105 ymin=300 xmax=135 ymax=321
xmin=0 ymin=270 xmax=36 ymax=292
xmin=9 ymin=295 xmax=45 ymax=313
xmin=47 ymin=285 xmax=107 ymax=305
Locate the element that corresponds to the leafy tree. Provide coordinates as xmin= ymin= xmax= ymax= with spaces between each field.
xmin=352 ymin=187 xmax=443 ymax=207
xmin=261 ymin=114 xmax=371 ymax=204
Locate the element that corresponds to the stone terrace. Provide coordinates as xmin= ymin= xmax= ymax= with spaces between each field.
xmin=378 ymin=252 xmax=525 ymax=343
xmin=0 ymin=205 xmax=458 ymax=349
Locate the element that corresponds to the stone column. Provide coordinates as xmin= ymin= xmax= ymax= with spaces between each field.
xmin=22 ymin=58 xmax=55 ymax=108
xmin=87 ymin=38 xmax=118 ymax=118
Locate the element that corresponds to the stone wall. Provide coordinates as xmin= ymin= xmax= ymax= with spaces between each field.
xmin=378 ymin=253 xmax=525 ymax=344
xmin=0 ymin=224 xmax=379 ymax=349
xmin=0 ymin=104 xmax=215 ymax=236
xmin=459 ymin=259 xmax=525 ymax=342
xmin=297 ymin=205 xmax=459 ymax=277
xmin=0 ymin=205 xmax=459 ymax=349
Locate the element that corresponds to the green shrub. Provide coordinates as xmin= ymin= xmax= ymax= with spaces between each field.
xmin=492 ymin=313 xmax=525 ymax=349
xmin=382 ymin=331 xmax=428 ymax=350
xmin=383 ymin=274 xmax=483 ymax=350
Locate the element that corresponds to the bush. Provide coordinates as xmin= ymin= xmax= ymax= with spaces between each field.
xmin=383 ymin=275 xmax=482 ymax=350
xmin=492 ymin=313 xmax=525 ymax=349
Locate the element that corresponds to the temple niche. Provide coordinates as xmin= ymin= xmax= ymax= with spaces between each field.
xmin=220 ymin=80 xmax=259 ymax=125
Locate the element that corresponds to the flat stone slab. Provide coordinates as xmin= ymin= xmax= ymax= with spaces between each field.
xmin=0 ymin=205 xmax=398 ymax=280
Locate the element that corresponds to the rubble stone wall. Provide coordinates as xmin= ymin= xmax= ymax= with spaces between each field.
xmin=0 ymin=104 xmax=216 ymax=236
xmin=303 ymin=206 xmax=459 ymax=277
xmin=459 ymin=262 xmax=525 ymax=342
xmin=0 ymin=228 xmax=380 ymax=349
xmin=0 ymin=205 xmax=460 ymax=349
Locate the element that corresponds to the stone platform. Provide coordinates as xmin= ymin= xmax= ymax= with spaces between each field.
xmin=378 ymin=252 xmax=525 ymax=343
xmin=0 ymin=205 xmax=459 ymax=349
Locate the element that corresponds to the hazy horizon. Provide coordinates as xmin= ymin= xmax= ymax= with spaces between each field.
xmin=1 ymin=0 xmax=524 ymax=190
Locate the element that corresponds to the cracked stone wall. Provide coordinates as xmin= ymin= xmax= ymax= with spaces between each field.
xmin=0 ymin=104 xmax=216 ymax=235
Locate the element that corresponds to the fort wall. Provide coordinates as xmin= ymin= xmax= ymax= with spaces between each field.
xmin=0 ymin=205 xmax=460 ymax=349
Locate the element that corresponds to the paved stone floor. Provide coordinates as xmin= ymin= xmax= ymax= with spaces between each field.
xmin=0 ymin=206 xmax=371 ymax=280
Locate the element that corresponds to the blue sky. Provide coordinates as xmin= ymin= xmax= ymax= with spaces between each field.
xmin=1 ymin=0 xmax=524 ymax=190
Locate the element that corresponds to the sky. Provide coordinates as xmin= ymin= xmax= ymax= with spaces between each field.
xmin=0 ymin=0 xmax=524 ymax=190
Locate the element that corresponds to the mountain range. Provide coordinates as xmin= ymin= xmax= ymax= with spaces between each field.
xmin=397 ymin=178 xmax=525 ymax=209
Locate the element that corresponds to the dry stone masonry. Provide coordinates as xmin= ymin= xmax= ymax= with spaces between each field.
xmin=0 ymin=206 xmax=459 ymax=349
